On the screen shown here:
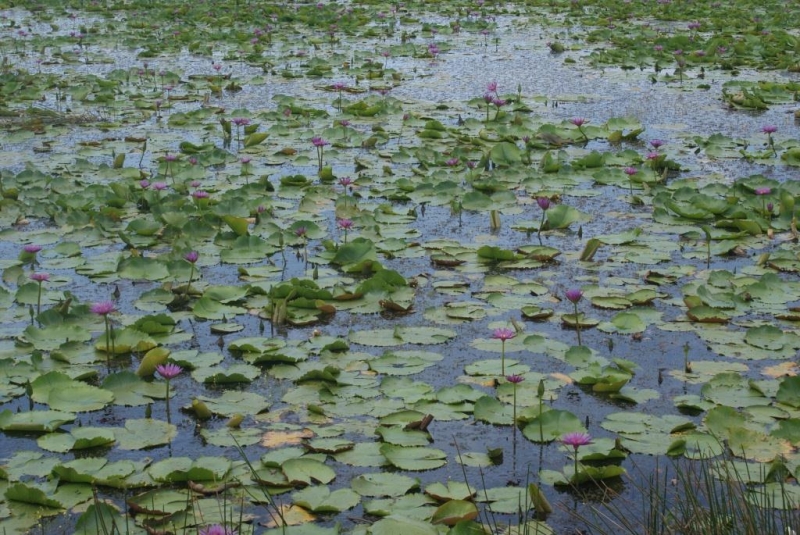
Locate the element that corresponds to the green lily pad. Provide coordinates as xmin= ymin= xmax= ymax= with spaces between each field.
xmin=292 ymin=485 xmax=360 ymax=513
xmin=521 ymin=410 xmax=585 ymax=443
xmin=31 ymin=372 xmax=114 ymax=412
xmin=283 ymin=458 xmax=336 ymax=486
xmin=115 ymin=418 xmax=177 ymax=450
xmin=349 ymin=327 xmax=456 ymax=347
xmin=380 ymin=444 xmax=447 ymax=471
xmin=351 ymin=473 xmax=420 ymax=497
xmin=431 ymin=500 xmax=478 ymax=526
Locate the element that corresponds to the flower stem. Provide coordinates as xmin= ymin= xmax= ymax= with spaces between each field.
xmin=512 ymin=383 xmax=517 ymax=427
xmin=501 ymin=340 xmax=506 ymax=375
xmin=104 ymin=316 xmax=111 ymax=369
xmin=573 ymin=448 xmax=580 ymax=481
xmin=538 ymin=210 xmax=546 ymax=239
xmin=165 ymin=379 xmax=171 ymax=424
xmin=36 ymin=281 xmax=42 ymax=318
xmin=573 ymin=302 xmax=582 ymax=346
xmin=185 ymin=264 xmax=194 ymax=297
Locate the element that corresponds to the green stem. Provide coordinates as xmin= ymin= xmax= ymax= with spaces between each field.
xmin=36 ymin=281 xmax=42 ymax=318
xmin=500 ymin=340 xmax=505 ymax=375
xmin=538 ymin=211 xmax=546 ymax=239
xmin=538 ymin=397 xmax=544 ymax=443
xmin=512 ymin=384 xmax=517 ymax=427
xmin=104 ymin=316 xmax=111 ymax=369
xmin=573 ymin=302 xmax=582 ymax=346
xmin=165 ymin=379 xmax=171 ymax=424
xmin=573 ymin=448 xmax=579 ymax=481
xmin=185 ymin=264 xmax=195 ymax=297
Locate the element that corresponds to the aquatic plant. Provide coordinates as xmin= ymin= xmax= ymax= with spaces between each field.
xmin=565 ymin=288 xmax=584 ymax=346
xmin=156 ymin=363 xmax=182 ymax=423
xmin=492 ymin=327 xmax=516 ymax=375
xmin=561 ymin=431 xmax=593 ymax=483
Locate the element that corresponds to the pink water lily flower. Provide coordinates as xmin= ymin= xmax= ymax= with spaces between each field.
xmin=156 ymin=363 xmax=183 ymax=380
xmin=492 ymin=327 xmax=516 ymax=341
xmin=562 ymin=432 xmax=593 ymax=449
xmin=91 ymin=301 xmax=116 ymax=316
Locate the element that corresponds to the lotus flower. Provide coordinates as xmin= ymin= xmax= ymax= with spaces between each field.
xmin=566 ymin=289 xmax=583 ymax=345
xmin=157 ymin=363 xmax=183 ymax=422
xmin=493 ymin=327 xmax=515 ymax=374
xmin=562 ymin=432 xmax=593 ymax=480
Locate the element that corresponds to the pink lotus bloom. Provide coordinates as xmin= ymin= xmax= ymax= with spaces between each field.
xmin=91 ymin=301 xmax=116 ymax=316
xmin=232 ymin=117 xmax=250 ymax=126
xmin=562 ymin=432 xmax=593 ymax=450
xmin=23 ymin=244 xmax=42 ymax=254
xmin=492 ymin=327 xmax=516 ymax=341
xmin=537 ymin=197 xmax=551 ymax=210
xmin=506 ymin=374 xmax=524 ymax=384
xmin=140 ymin=179 xmax=150 ymax=189
xmin=240 ymin=157 xmax=252 ymax=164
xmin=184 ymin=251 xmax=199 ymax=263
xmin=646 ymin=152 xmax=660 ymax=160
xmin=164 ymin=153 xmax=177 ymax=162
xmin=192 ymin=190 xmax=209 ymax=199
xmin=570 ymin=117 xmax=587 ymax=127
xmin=295 ymin=227 xmax=307 ymax=238
xmin=30 ymin=272 xmax=50 ymax=282
xmin=755 ymin=187 xmax=772 ymax=195
xmin=337 ymin=218 xmax=353 ymax=230
xmin=654 ymin=45 xmax=664 ymax=52
xmin=762 ymin=125 xmax=777 ymax=134
xmin=338 ymin=177 xmax=353 ymax=187
xmin=156 ymin=363 xmax=183 ymax=380
xmin=311 ymin=136 xmax=329 ymax=147
xmin=565 ymin=289 xmax=583 ymax=303
xmin=650 ymin=139 xmax=665 ymax=149
xmin=153 ymin=182 xmax=168 ymax=191
xmin=446 ymin=158 xmax=460 ymax=166
xmin=487 ymin=81 xmax=498 ymax=93
xmin=624 ymin=167 xmax=638 ymax=176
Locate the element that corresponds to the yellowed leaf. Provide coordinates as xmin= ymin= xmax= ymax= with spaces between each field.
xmin=457 ymin=375 xmax=497 ymax=388
xmin=260 ymin=428 xmax=314 ymax=447
xmin=763 ymin=362 xmax=798 ymax=378
xmin=550 ymin=372 xmax=574 ymax=385
xmin=262 ymin=504 xmax=315 ymax=527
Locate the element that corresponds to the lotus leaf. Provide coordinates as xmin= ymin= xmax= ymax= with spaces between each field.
xmin=292 ymin=485 xmax=360 ymax=513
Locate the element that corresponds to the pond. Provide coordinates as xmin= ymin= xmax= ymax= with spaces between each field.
xmin=1 ymin=1 xmax=800 ymax=534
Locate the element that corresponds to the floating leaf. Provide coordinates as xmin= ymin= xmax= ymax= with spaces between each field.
xmin=292 ymin=485 xmax=360 ymax=513
xmin=351 ymin=473 xmax=420 ymax=497
xmin=431 ymin=500 xmax=478 ymax=526
xmin=522 ymin=410 xmax=585 ymax=443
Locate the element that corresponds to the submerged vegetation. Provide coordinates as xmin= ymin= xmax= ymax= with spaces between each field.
xmin=1 ymin=0 xmax=800 ymax=533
